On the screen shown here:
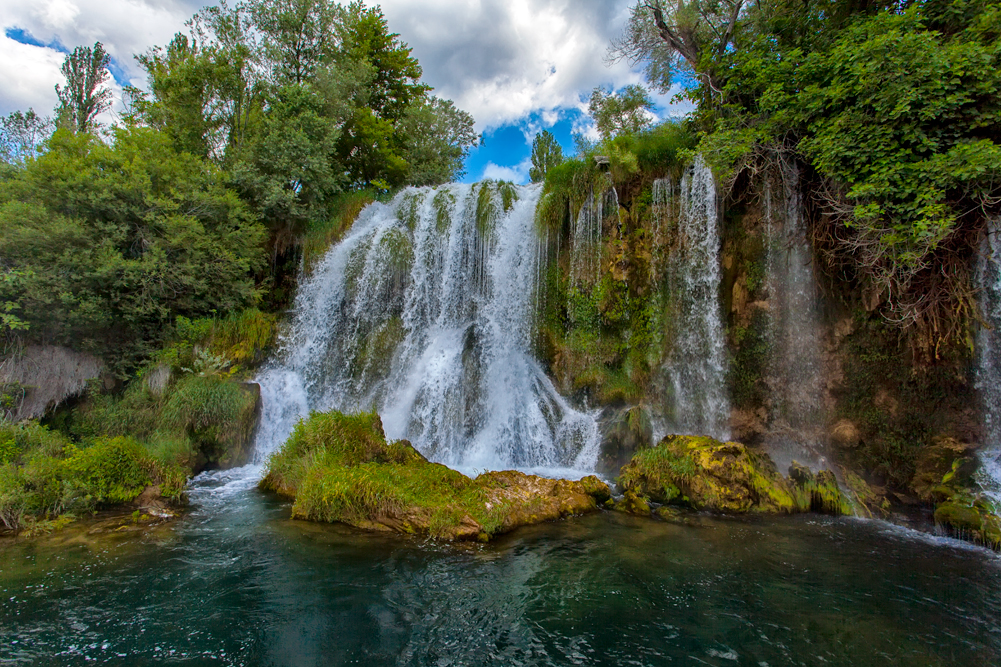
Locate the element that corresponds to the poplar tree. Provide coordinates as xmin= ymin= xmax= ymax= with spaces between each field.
xmin=55 ymin=42 xmax=113 ymax=133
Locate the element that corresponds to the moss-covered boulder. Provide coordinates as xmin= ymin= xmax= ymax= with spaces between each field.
xmin=261 ymin=410 xmax=610 ymax=541
xmin=616 ymin=434 xmax=853 ymax=515
xmin=934 ymin=493 xmax=1001 ymax=549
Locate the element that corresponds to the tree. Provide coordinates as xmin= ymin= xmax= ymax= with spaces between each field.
xmin=588 ymin=85 xmax=655 ymax=140
xmin=249 ymin=0 xmax=339 ymax=85
xmin=0 ymin=127 xmax=265 ymax=372
xmin=55 ymin=43 xmax=113 ymax=133
xmin=609 ymin=0 xmax=746 ymax=95
xmin=529 ymin=130 xmax=564 ymax=183
xmin=0 ymin=110 xmax=53 ymax=166
xmin=398 ymin=96 xmax=478 ymax=186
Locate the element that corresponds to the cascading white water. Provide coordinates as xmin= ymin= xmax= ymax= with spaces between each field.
xmin=762 ymin=164 xmax=828 ymax=471
xmin=659 ymin=156 xmax=731 ymax=440
xmin=252 ymin=182 xmax=600 ymax=474
xmin=975 ymin=216 xmax=1001 ymax=508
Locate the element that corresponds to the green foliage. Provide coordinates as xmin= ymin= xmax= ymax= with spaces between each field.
xmin=0 ymin=422 xmax=185 ymax=532
xmin=0 ymin=109 xmax=53 ymax=166
xmin=55 ymin=42 xmax=112 ymax=133
xmin=302 ymin=190 xmax=375 ymax=273
xmin=397 ymin=97 xmax=478 ymax=186
xmin=529 ymin=130 xmax=564 ymax=183
xmin=588 ymin=85 xmax=655 ymax=141
xmin=0 ymin=127 xmax=265 ymax=374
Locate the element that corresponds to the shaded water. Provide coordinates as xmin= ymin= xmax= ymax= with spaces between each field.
xmin=255 ymin=183 xmax=598 ymax=473
xmin=2 ymin=470 xmax=999 ymax=666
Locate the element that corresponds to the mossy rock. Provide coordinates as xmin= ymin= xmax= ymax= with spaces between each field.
xmin=616 ymin=434 xmax=853 ymax=516
xmin=933 ymin=489 xmax=1001 ymax=550
xmin=910 ymin=436 xmax=978 ymax=502
xmin=261 ymin=410 xmax=610 ymax=541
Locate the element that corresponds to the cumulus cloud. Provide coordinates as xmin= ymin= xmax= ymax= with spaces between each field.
xmin=370 ymin=0 xmax=645 ymax=131
xmin=482 ymin=158 xmax=531 ymax=184
xmin=1 ymin=0 xmax=672 ymax=136
xmin=0 ymin=0 xmax=204 ymax=115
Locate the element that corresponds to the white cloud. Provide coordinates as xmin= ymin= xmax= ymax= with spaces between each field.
xmin=0 ymin=0 xmax=204 ymax=115
xmin=1 ymin=1 xmax=670 ymax=135
xmin=371 ymin=0 xmax=644 ymax=131
xmin=0 ymin=35 xmax=64 ymax=115
xmin=482 ymin=158 xmax=531 ymax=184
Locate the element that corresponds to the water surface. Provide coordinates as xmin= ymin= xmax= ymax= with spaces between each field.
xmin=2 ymin=467 xmax=999 ymax=666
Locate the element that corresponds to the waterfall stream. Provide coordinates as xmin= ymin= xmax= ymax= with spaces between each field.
xmin=253 ymin=182 xmax=599 ymax=474
xmin=976 ymin=217 xmax=1001 ymax=508
xmin=762 ymin=164 xmax=828 ymax=471
xmin=657 ymin=156 xmax=731 ymax=440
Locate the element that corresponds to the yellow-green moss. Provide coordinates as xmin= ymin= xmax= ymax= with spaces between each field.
xmin=262 ymin=410 xmax=609 ymax=540
xmin=617 ymin=434 xmax=852 ymax=516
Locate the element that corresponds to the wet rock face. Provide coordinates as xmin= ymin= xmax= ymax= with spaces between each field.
xmin=615 ymin=434 xmax=854 ymax=516
xmin=261 ymin=410 xmax=610 ymax=541
xmin=596 ymin=406 xmax=653 ymax=476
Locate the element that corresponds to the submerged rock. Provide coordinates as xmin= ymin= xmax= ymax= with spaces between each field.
xmin=616 ymin=434 xmax=853 ymax=516
xmin=261 ymin=410 xmax=610 ymax=541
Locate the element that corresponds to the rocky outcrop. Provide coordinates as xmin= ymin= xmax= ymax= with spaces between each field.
xmin=616 ymin=434 xmax=853 ymax=516
xmin=261 ymin=410 xmax=610 ymax=541
xmin=0 ymin=345 xmax=104 ymax=421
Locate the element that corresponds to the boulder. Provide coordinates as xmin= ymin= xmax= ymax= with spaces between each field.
xmin=261 ymin=410 xmax=610 ymax=541
xmin=616 ymin=434 xmax=853 ymax=516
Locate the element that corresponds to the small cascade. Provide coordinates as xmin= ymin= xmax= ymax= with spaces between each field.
xmin=570 ymin=185 xmax=615 ymax=284
xmin=762 ymin=163 xmax=828 ymax=472
xmin=253 ymin=182 xmax=600 ymax=473
xmin=651 ymin=176 xmax=675 ymax=243
xmin=976 ymin=216 xmax=1001 ymax=508
xmin=659 ymin=156 xmax=731 ymax=440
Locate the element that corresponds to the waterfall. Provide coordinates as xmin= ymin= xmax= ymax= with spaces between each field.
xmin=976 ymin=217 xmax=1001 ymax=508
xmin=659 ymin=156 xmax=731 ymax=440
xmin=570 ymin=185 xmax=614 ymax=285
xmin=252 ymin=182 xmax=600 ymax=474
xmin=762 ymin=164 xmax=828 ymax=471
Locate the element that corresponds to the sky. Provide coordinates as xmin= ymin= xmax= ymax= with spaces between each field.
xmin=0 ymin=0 xmax=691 ymax=183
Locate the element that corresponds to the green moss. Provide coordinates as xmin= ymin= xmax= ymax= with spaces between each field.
xmin=475 ymin=180 xmax=498 ymax=237
xmin=432 ymin=188 xmax=455 ymax=233
xmin=617 ymin=434 xmax=852 ymax=516
xmin=835 ymin=314 xmax=974 ymax=488
xmin=302 ymin=190 xmax=375 ymax=274
xmin=729 ymin=308 xmax=771 ymax=409
xmin=262 ymin=410 xmax=608 ymax=540
xmin=396 ymin=191 xmax=425 ymax=231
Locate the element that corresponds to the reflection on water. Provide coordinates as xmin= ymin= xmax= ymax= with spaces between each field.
xmin=2 ymin=467 xmax=1000 ymax=666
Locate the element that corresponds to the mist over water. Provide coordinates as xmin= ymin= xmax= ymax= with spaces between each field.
xmin=253 ymin=183 xmax=599 ymax=474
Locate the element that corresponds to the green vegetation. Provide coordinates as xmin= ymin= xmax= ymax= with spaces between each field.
xmin=617 ymin=434 xmax=852 ymax=515
xmin=534 ymin=121 xmax=696 ymax=404
xmin=617 ymin=0 xmax=1001 ymax=353
xmin=529 ymin=130 xmax=564 ymax=183
xmin=262 ymin=410 xmax=609 ymax=540
xmin=0 ymin=422 xmax=185 ymax=533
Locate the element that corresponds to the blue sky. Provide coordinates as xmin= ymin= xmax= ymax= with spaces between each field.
xmin=0 ymin=1 xmax=691 ymax=184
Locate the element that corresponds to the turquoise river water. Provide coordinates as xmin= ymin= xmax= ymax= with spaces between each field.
xmin=1 ymin=466 xmax=1000 ymax=666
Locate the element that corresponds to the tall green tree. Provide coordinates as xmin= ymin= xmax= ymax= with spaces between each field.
xmin=529 ymin=130 xmax=564 ymax=183
xmin=397 ymin=96 xmax=478 ymax=186
xmin=55 ymin=42 xmax=113 ymax=133
xmin=0 ymin=127 xmax=264 ymax=372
